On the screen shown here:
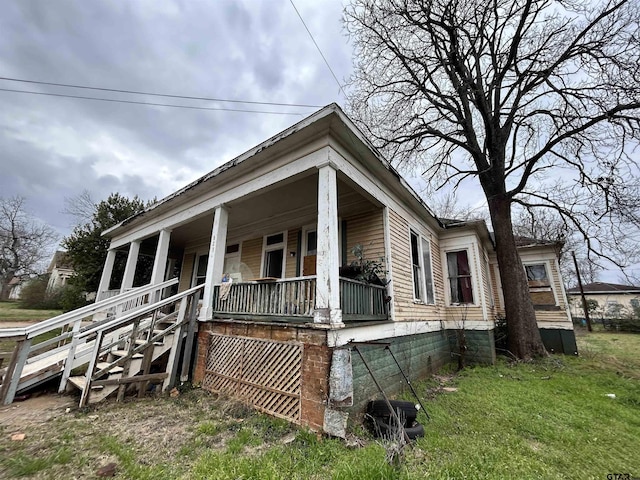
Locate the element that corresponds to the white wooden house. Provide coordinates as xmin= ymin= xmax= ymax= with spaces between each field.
xmin=68 ymin=105 xmax=578 ymax=433
xmin=94 ymin=104 xmax=577 ymax=433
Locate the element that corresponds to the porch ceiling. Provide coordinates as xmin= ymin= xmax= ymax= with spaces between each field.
xmin=168 ymin=171 xmax=382 ymax=248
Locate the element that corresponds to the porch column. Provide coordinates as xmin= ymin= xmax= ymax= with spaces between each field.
xmin=120 ymin=240 xmax=140 ymax=293
xmin=315 ymin=164 xmax=343 ymax=326
xmin=199 ymin=205 xmax=229 ymax=321
xmin=96 ymin=249 xmax=117 ymax=301
xmin=150 ymin=229 xmax=171 ymax=285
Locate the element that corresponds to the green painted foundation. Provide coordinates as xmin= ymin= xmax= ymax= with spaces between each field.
xmin=346 ymin=329 xmax=496 ymax=416
xmin=447 ymin=329 xmax=497 ymax=366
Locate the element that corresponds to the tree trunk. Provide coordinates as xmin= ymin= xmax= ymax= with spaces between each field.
xmin=487 ymin=194 xmax=547 ymax=359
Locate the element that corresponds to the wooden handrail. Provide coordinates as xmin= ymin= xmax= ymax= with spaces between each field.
xmin=0 ymin=278 xmax=178 ymax=340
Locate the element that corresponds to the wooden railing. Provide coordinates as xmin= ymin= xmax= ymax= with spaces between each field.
xmin=211 ymin=276 xmax=388 ymax=322
xmin=68 ymin=284 xmax=203 ymax=407
xmin=340 ymin=277 xmax=388 ymax=321
xmin=0 ymin=278 xmax=178 ymax=405
xmin=212 ymin=277 xmax=316 ymax=320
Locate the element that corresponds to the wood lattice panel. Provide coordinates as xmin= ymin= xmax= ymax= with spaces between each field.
xmin=202 ymin=334 xmax=303 ymax=423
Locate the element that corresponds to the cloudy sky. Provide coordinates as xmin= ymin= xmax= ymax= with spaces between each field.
xmin=0 ymin=0 xmax=354 ymax=238
xmin=1 ymin=1 xmax=632 ymax=283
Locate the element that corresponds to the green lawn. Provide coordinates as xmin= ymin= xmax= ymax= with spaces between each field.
xmin=0 ymin=301 xmax=62 ymax=323
xmin=0 ymin=331 xmax=638 ymax=479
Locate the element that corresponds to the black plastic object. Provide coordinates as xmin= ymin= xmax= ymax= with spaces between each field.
xmin=367 ymin=400 xmax=418 ymax=424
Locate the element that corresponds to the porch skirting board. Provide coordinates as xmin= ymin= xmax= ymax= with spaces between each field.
xmin=193 ymin=320 xmax=497 ymax=434
xmin=539 ymin=328 xmax=578 ymax=355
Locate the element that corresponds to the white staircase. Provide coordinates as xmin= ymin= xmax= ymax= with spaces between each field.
xmin=0 ymin=280 xmax=203 ymax=407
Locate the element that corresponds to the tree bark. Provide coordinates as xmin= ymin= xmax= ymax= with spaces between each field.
xmin=487 ymin=194 xmax=547 ymax=359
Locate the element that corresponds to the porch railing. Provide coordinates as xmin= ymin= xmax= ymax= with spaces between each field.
xmin=340 ymin=277 xmax=388 ymax=321
xmin=212 ymin=277 xmax=316 ymax=320
xmin=211 ymin=276 xmax=388 ymax=322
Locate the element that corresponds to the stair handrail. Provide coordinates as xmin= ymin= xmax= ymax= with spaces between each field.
xmin=0 ymin=278 xmax=179 ymax=340
xmin=72 ymin=284 xmax=204 ymax=406
xmin=76 ymin=283 xmax=204 ymax=340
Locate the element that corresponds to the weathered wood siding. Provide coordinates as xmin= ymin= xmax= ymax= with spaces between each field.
xmin=285 ymin=229 xmax=300 ymax=278
xmin=388 ymin=209 xmax=443 ymax=322
xmin=345 ymin=211 xmax=385 ymax=266
xmin=241 ymin=237 xmax=263 ymax=280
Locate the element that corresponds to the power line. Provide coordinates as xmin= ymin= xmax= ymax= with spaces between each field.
xmin=0 ymin=87 xmax=305 ymax=115
xmin=0 ymin=76 xmax=323 ymax=109
xmin=288 ymin=0 xmax=348 ymax=100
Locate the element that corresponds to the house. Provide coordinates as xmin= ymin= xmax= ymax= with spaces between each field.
xmin=567 ymin=282 xmax=640 ymax=323
xmin=46 ymin=251 xmax=74 ymax=292
xmin=96 ymin=104 xmax=576 ymax=435
xmin=7 ymin=277 xmax=23 ymax=300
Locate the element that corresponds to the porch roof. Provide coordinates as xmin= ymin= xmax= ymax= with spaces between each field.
xmin=102 ymin=104 xmax=443 ymax=241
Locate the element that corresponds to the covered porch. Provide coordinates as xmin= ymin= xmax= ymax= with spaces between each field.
xmin=98 ymin=162 xmax=391 ymax=327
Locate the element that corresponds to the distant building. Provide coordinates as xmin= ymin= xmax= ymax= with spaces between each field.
xmin=7 ymin=276 xmax=23 ymax=300
xmin=567 ymin=282 xmax=640 ymax=319
xmin=46 ymin=251 xmax=74 ymax=292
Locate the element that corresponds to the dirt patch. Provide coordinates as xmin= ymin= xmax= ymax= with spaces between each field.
xmin=0 ymin=392 xmax=75 ymax=432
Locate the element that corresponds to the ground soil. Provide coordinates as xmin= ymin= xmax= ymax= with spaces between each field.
xmin=0 ymin=392 xmax=75 ymax=432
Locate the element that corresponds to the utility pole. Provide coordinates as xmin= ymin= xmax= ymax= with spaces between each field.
xmin=572 ymin=251 xmax=592 ymax=332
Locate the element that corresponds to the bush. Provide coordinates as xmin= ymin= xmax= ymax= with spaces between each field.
xmin=58 ymin=283 xmax=90 ymax=311
xmin=603 ymin=317 xmax=640 ymax=333
xmin=19 ymin=275 xmax=62 ymax=309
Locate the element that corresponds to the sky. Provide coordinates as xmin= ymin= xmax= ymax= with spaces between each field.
xmin=0 ymin=0 xmax=356 ymax=237
xmin=0 ymin=1 xmax=630 ymax=283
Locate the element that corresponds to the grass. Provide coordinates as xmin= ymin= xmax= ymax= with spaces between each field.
xmin=0 ymin=302 xmax=64 ymax=354
xmin=0 ymin=331 xmax=638 ymax=479
xmin=0 ymin=301 xmax=63 ymax=323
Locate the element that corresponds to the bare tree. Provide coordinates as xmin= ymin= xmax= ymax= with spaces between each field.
xmin=345 ymin=0 xmax=640 ymax=358
xmin=63 ymin=189 xmax=96 ymax=225
xmin=0 ymin=196 xmax=59 ymax=300
xmin=426 ymin=189 xmax=489 ymax=222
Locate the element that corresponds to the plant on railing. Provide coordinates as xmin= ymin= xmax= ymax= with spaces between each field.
xmin=342 ymin=243 xmax=388 ymax=286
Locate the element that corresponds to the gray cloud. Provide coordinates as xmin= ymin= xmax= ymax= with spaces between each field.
xmin=0 ymin=0 xmax=352 ymax=248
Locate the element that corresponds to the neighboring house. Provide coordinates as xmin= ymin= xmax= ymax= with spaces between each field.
xmin=46 ymin=251 xmax=74 ymax=292
xmin=7 ymin=277 xmax=23 ymax=300
xmin=97 ymin=104 xmax=576 ymax=434
xmin=567 ymin=282 xmax=640 ymax=321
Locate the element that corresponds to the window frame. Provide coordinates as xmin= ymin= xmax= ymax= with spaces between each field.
xmin=192 ymin=253 xmax=208 ymax=287
xmin=260 ymin=231 xmax=287 ymax=279
xmin=446 ymin=249 xmax=475 ymax=305
xmin=523 ymin=261 xmax=558 ymax=307
xmin=409 ymin=229 xmax=435 ymax=304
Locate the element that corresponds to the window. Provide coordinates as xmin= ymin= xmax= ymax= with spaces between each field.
xmin=193 ymin=254 xmax=208 ymax=286
xmin=410 ymin=232 xmax=421 ymax=299
xmin=447 ymin=250 xmax=474 ymax=304
xmin=525 ymin=263 xmax=556 ymax=307
xmin=262 ymin=232 xmax=286 ymax=278
xmin=525 ymin=264 xmax=550 ymax=287
xmin=223 ymin=243 xmax=242 ymax=282
xmin=301 ymin=228 xmax=317 ymax=276
xmin=410 ymin=231 xmax=435 ymax=304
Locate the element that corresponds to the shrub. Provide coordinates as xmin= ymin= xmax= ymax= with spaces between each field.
xmin=58 ymin=282 xmax=90 ymax=311
xmin=19 ymin=275 xmax=62 ymax=309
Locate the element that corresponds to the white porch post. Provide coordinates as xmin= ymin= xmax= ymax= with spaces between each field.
xmin=199 ymin=206 xmax=229 ymax=321
xmin=120 ymin=240 xmax=140 ymax=293
xmin=314 ymin=164 xmax=343 ymax=326
xmin=150 ymin=229 xmax=171 ymax=285
xmin=96 ymin=249 xmax=117 ymax=301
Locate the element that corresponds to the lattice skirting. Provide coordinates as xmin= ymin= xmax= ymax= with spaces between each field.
xmin=202 ymin=334 xmax=303 ymax=423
